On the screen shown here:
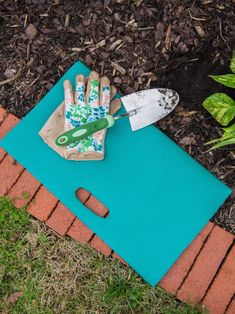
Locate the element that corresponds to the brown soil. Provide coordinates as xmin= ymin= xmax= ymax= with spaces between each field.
xmin=0 ymin=0 xmax=234 ymax=233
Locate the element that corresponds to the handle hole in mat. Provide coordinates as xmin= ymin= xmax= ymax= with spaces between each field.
xmin=76 ymin=188 xmax=109 ymax=218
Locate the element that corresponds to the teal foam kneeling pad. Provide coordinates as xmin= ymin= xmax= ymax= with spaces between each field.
xmin=0 ymin=61 xmax=231 ymax=286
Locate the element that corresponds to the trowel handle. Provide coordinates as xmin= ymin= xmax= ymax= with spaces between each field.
xmin=55 ymin=115 xmax=115 ymax=146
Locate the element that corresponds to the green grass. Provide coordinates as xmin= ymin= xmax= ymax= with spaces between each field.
xmin=0 ymin=196 xmax=207 ymax=313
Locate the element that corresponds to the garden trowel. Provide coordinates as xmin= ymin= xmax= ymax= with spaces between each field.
xmin=55 ymin=88 xmax=179 ymax=146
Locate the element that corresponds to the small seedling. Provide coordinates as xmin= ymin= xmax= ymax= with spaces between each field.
xmin=205 ymin=123 xmax=235 ymax=150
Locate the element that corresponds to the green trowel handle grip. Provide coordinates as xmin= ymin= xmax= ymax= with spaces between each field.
xmin=55 ymin=115 xmax=115 ymax=146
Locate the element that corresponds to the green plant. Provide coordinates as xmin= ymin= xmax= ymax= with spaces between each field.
xmin=205 ymin=124 xmax=235 ymax=150
xmin=202 ymin=51 xmax=235 ymax=150
xmin=103 ymin=271 xmax=143 ymax=311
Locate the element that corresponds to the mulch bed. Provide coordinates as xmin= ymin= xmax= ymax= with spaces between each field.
xmin=0 ymin=0 xmax=234 ymax=233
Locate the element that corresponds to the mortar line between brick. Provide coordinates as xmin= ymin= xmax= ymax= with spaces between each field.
xmin=0 ymin=152 xmax=8 ymax=164
xmin=45 ymin=194 xmax=91 ymax=234
xmin=26 ymin=183 xmax=43 ymax=210
xmin=88 ymin=233 xmax=96 ymax=243
xmin=8 ymin=168 xmax=27 ymax=194
xmin=64 ymin=216 xmax=77 ymax=236
xmin=44 ymin=199 xmax=60 ymax=222
xmin=23 ymin=183 xmax=43 ymax=209
xmin=0 ymin=151 xmax=7 ymax=163
xmin=84 ymin=193 xmax=91 ymax=204
xmin=225 ymin=294 xmax=235 ymax=314
xmin=88 ymin=229 xmax=110 ymax=245
xmin=5 ymin=166 xmax=25 ymax=196
xmin=176 ymin=223 xmax=215 ymax=294
xmin=104 ymin=211 xmax=109 ymax=218
xmin=21 ymin=183 xmax=42 ymax=210
xmin=201 ymin=238 xmax=235 ymax=304
xmin=0 ymin=112 xmax=9 ymax=126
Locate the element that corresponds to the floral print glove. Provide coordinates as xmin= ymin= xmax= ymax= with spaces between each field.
xmin=64 ymin=71 xmax=110 ymax=154
xmin=39 ymin=71 xmax=121 ymax=161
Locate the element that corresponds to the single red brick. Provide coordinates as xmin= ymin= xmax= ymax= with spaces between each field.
xmin=85 ymin=194 xmax=109 ymax=217
xmin=0 ymin=154 xmax=23 ymax=196
xmin=0 ymin=147 xmax=6 ymax=162
xmin=46 ymin=202 xmax=75 ymax=236
xmin=177 ymin=226 xmax=234 ymax=305
xmin=203 ymin=244 xmax=235 ymax=314
xmin=159 ymin=222 xmax=214 ymax=294
xmin=27 ymin=186 xmax=58 ymax=221
xmin=112 ymin=252 xmax=128 ymax=266
xmin=0 ymin=114 xmax=19 ymax=139
xmin=90 ymin=235 xmax=112 ymax=256
xmin=76 ymin=188 xmax=90 ymax=204
xmin=0 ymin=108 xmax=7 ymax=123
xmin=8 ymin=170 xmax=41 ymax=208
xmin=67 ymin=218 xmax=94 ymax=243
xmin=226 ymin=298 xmax=235 ymax=314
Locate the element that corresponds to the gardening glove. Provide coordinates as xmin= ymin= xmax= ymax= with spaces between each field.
xmin=39 ymin=71 xmax=121 ymax=160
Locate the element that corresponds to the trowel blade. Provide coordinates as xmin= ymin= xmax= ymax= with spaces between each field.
xmin=121 ymin=88 xmax=179 ymax=131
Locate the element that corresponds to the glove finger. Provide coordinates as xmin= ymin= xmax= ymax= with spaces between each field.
xmin=110 ymin=85 xmax=117 ymax=100
xmin=64 ymin=80 xmax=76 ymax=131
xmin=86 ymin=71 xmax=99 ymax=106
xmin=74 ymin=74 xmax=91 ymax=125
xmin=110 ymin=98 xmax=122 ymax=115
xmin=86 ymin=71 xmax=100 ymax=122
xmin=109 ymin=85 xmax=121 ymax=115
xmin=99 ymin=76 xmax=110 ymax=118
xmin=63 ymin=80 xmax=74 ymax=106
xmin=75 ymin=74 xmax=85 ymax=107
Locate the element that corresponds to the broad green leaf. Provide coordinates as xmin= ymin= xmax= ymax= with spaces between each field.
xmin=209 ymin=74 xmax=235 ymax=88
xmin=202 ymin=93 xmax=235 ymax=126
xmin=230 ymin=51 xmax=235 ymax=73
